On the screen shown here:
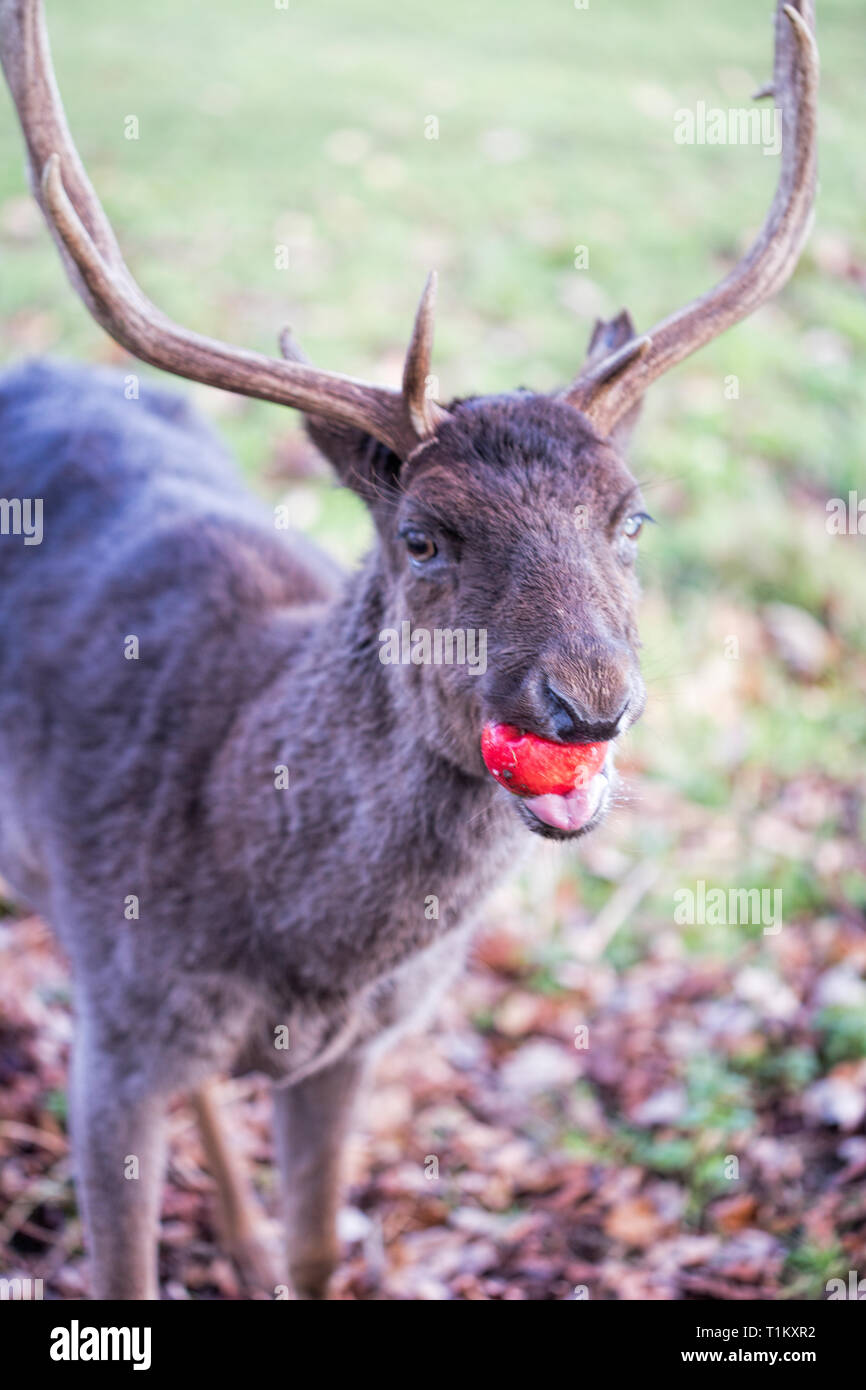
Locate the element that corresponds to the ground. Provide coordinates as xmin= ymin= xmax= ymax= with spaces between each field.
xmin=0 ymin=0 xmax=864 ymax=1300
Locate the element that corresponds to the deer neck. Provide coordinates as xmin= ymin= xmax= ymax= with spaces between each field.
xmin=295 ymin=546 xmax=490 ymax=791
xmin=206 ymin=547 xmax=519 ymax=989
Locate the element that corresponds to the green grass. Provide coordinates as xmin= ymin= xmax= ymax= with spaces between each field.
xmin=5 ymin=0 xmax=860 ymax=704
xmin=1 ymin=1 xmax=862 ymax=516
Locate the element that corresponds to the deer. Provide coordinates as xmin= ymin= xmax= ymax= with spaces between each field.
xmin=0 ymin=0 xmax=817 ymax=1300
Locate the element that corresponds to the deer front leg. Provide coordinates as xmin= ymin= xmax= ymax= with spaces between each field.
xmin=69 ymin=1031 xmax=167 ymax=1300
xmin=272 ymin=1052 xmax=366 ymax=1300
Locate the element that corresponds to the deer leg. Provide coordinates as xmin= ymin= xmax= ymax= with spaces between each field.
xmin=69 ymin=1031 xmax=167 ymax=1300
xmin=190 ymin=1082 xmax=276 ymax=1294
xmin=272 ymin=1052 xmax=366 ymax=1300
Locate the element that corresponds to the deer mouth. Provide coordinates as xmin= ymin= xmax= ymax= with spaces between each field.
xmin=517 ymin=764 xmax=611 ymax=840
xmin=480 ymin=722 xmax=614 ymax=840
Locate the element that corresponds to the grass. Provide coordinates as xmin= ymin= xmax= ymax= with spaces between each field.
xmin=0 ymin=5 xmax=862 ymax=446
xmin=1 ymin=0 xmax=864 ymax=1293
xmin=2 ymin=1 xmax=861 ymax=656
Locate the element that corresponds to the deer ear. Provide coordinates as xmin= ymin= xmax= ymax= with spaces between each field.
xmin=304 ymin=415 xmax=402 ymax=505
xmin=581 ymin=311 xmax=645 ymax=452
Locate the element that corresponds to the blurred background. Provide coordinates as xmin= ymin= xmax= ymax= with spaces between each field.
xmin=0 ymin=0 xmax=864 ymax=1299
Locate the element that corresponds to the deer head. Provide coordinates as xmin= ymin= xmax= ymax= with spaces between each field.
xmin=0 ymin=0 xmax=818 ymax=840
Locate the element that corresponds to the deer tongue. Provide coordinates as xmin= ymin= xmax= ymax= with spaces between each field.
xmin=523 ymin=770 xmax=606 ymax=832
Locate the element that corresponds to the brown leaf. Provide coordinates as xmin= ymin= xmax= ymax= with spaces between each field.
xmin=603 ymin=1196 xmax=666 ymax=1250
xmin=711 ymin=1193 xmax=758 ymax=1235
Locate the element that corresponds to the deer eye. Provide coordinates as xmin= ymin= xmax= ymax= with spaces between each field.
xmin=623 ymin=511 xmax=652 ymax=540
xmin=402 ymin=528 xmax=437 ymax=562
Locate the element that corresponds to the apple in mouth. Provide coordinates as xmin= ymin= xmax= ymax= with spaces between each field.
xmin=480 ymin=722 xmax=610 ymax=834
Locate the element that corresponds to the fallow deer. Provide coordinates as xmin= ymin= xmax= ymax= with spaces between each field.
xmin=0 ymin=0 xmax=817 ymax=1298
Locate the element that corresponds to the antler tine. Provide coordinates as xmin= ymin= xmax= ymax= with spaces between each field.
xmin=0 ymin=0 xmax=446 ymax=460
xmin=565 ymin=0 xmax=818 ymax=437
xmin=0 ymin=0 xmax=123 ymax=279
xmin=402 ymin=271 xmax=449 ymax=439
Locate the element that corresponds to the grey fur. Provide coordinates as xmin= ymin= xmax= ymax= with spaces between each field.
xmin=0 ymin=357 xmax=645 ymax=1297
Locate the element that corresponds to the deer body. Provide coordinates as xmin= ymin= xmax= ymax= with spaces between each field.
xmin=0 ymin=358 xmax=517 ymax=1079
xmin=0 ymin=0 xmax=816 ymax=1299
xmin=0 ymin=358 xmax=527 ymax=1297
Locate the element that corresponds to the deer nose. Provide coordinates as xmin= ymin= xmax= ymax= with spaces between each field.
xmin=543 ymin=678 xmax=630 ymax=744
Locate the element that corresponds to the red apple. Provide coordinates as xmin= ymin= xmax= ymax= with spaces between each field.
xmin=481 ymin=722 xmax=607 ymax=797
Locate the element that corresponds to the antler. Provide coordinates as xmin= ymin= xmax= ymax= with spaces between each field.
xmin=565 ymin=0 xmax=819 ymax=438
xmin=0 ymin=0 xmax=448 ymax=459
